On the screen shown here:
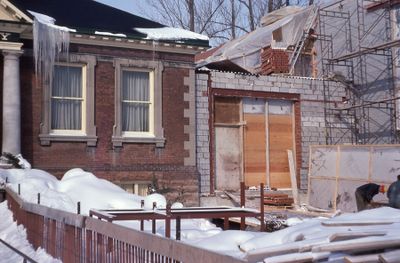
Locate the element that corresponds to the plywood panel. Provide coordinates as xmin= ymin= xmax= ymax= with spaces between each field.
xmin=214 ymin=97 xmax=240 ymax=124
xmin=371 ymin=147 xmax=400 ymax=183
xmin=309 ymin=147 xmax=337 ymax=178
xmin=339 ymin=148 xmax=369 ymax=180
xmin=244 ymin=113 xmax=266 ymax=187
xmin=336 ymin=179 xmax=361 ymax=212
xmin=309 ymin=178 xmax=336 ymax=210
xmin=269 ymin=114 xmax=293 ymax=188
xmin=215 ymin=127 xmax=241 ymax=190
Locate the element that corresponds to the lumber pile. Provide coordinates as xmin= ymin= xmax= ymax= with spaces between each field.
xmin=264 ymin=193 xmax=294 ymax=206
xmin=242 ymin=207 xmax=400 ymax=263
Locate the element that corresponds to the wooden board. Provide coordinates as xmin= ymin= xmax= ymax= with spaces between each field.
xmin=214 ymin=97 xmax=240 ymax=124
xmin=244 ymin=113 xmax=266 ymax=187
xmin=269 ymin=115 xmax=293 ymax=188
xmin=215 ymin=127 xmax=241 ymax=190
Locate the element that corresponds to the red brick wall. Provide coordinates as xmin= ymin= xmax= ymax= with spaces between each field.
xmin=20 ymin=43 xmax=199 ymax=205
xmin=260 ymin=47 xmax=289 ymax=75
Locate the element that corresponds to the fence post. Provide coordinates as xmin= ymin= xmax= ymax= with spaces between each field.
xmin=260 ymin=183 xmax=265 ymax=231
xmin=18 ymin=184 xmax=20 ymax=195
xmin=240 ymin=182 xmax=245 ymax=230
xmin=37 ymin=193 xmax=40 ymax=205
xmin=77 ymin=202 xmax=81 ymax=215
xmin=152 ymin=202 xmax=156 ymax=234
xmin=176 ymin=216 xmax=181 ymax=241
xmin=165 ymin=204 xmax=171 ymax=238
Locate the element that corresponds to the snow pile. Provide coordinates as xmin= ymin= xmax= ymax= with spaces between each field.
xmin=135 ymin=27 xmax=209 ymax=41
xmin=2 ymin=168 xmax=400 ymax=261
xmin=0 ymin=201 xmax=60 ymax=263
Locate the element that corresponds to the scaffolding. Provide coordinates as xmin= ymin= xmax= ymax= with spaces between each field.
xmin=318 ymin=0 xmax=399 ymax=144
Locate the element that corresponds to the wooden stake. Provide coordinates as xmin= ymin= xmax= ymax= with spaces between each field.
xmin=287 ymin=150 xmax=299 ymax=206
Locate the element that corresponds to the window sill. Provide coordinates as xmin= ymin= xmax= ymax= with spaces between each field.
xmin=39 ymin=134 xmax=98 ymax=146
xmin=112 ymin=136 xmax=166 ymax=148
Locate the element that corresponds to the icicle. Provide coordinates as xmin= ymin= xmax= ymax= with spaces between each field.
xmin=32 ymin=14 xmax=70 ymax=88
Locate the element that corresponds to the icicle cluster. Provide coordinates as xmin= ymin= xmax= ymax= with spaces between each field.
xmin=32 ymin=17 xmax=70 ymax=87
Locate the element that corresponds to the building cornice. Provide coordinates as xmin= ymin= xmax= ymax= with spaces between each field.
xmin=20 ymin=32 xmax=207 ymax=55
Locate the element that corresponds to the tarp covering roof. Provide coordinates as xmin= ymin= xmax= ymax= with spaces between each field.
xmin=197 ymin=6 xmax=314 ymax=73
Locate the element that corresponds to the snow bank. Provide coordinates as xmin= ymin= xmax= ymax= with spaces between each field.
xmin=3 ymin=167 xmax=400 ymax=261
xmin=134 ymin=27 xmax=209 ymax=41
xmin=0 ymin=201 xmax=60 ymax=263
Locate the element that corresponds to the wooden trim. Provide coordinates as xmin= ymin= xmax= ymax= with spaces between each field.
xmin=208 ymin=73 xmax=215 ymax=194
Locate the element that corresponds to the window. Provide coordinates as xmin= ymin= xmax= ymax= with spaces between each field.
xmin=121 ymin=70 xmax=153 ymax=135
xmin=113 ymin=58 xmax=165 ymax=147
xmin=51 ymin=65 xmax=85 ymax=134
xmin=39 ymin=55 xmax=97 ymax=146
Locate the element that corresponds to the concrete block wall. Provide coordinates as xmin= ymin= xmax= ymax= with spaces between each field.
xmin=196 ymin=71 xmax=350 ymax=193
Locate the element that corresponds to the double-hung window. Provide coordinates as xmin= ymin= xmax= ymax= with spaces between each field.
xmin=39 ymin=55 xmax=97 ymax=146
xmin=121 ymin=70 xmax=153 ymax=135
xmin=112 ymin=59 xmax=165 ymax=147
xmin=51 ymin=64 xmax=85 ymax=134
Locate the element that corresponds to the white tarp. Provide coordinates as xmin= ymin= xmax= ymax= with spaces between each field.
xmin=199 ymin=6 xmax=314 ymax=74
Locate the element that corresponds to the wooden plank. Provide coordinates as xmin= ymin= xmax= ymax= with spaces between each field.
xmin=322 ymin=220 xmax=395 ymax=227
xmin=312 ymin=236 xmax=400 ymax=253
xmin=344 ymin=253 xmax=380 ymax=263
xmin=328 ymin=231 xmax=387 ymax=242
xmin=379 ymin=249 xmax=400 ymax=263
xmin=244 ymin=113 xmax=266 ymax=187
xmin=288 ymin=150 xmax=299 ymax=206
xmin=263 ymin=252 xmax=330 ymax=263
xmin=245 ymin=238 xmax=328 ymax=262
xmin=269 ymin=115 xmax=293 ymax=188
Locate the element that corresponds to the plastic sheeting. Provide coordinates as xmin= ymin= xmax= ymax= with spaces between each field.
xmin=198 ymin=6 xmax=314 ymax=74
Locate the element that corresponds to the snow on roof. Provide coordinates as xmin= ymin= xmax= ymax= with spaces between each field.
xmin=28 ymin=10 xmax=76 ymax=32
xmin=135 ymin=27 xmax=209 ymax=41
xmin=95 ymin=31 xmax=127 ymax=38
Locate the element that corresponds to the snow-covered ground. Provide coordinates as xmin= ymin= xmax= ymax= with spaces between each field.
xmin=1 ymin=168 xmax=400 ymax=262
xmin=0 ymin=201 xmax=60 ymax=262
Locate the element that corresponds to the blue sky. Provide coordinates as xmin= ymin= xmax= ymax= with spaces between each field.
xmin=95 ymin=0 xmax=149 ymax=17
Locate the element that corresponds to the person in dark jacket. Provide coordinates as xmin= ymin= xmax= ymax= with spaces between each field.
xmin=387 ymin=175 xmax=400 ymax=209
xmin=355 ymin=183 xmax=385 ymax=211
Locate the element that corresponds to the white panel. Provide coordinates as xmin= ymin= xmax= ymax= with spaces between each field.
xmin=371 ymin=147 xmax=400 ymax=183
xmin=243 ymin=98 xmax=265 ymax=114
xmin=215 ymin=127 xmax=241 ymax=190
xmin=339 ymin=147 xmax=369 ymax=180
xmin=268 ymin=100 xmax=292 ymax=115
xmin=309 ymin=147 xmax=337 ymax=178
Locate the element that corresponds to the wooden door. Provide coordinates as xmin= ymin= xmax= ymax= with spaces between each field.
xmin=243 ymin=98 xmax=267 ymax=187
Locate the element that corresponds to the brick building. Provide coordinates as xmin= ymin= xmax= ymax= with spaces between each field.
xmin=0 ymin=0 xmax=208 ymax=205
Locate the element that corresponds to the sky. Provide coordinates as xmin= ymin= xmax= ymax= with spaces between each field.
xmin=95 ymin=0 xmax=149 ymax=17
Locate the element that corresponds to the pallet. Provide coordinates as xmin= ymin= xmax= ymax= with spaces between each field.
xmin=264 ymin=193 xmax=294 ymax=206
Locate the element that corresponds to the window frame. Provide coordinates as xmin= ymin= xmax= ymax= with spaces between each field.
xmin=120 ymin=68 xmax=154 ymax=137
xmin=39 ymin=54 xmax=97 ymax=146
xmin=113 ymin=58 xmax=165 ymax=147
xmin=49 ymin=63 xmax=86 ymax=136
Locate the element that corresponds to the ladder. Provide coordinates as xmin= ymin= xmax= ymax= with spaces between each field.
xmin=289 ymin=6 xmax=318 ymax=75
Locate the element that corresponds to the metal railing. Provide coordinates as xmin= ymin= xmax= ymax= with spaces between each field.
xmin=0 ymin=238 xmax=38 ymax=263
